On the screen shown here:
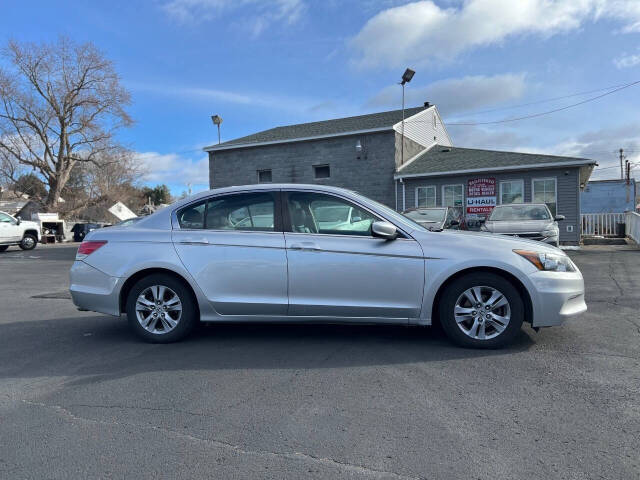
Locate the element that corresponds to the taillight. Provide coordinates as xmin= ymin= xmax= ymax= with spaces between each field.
xmin=77 ymin=240 xmax=107 ymax=256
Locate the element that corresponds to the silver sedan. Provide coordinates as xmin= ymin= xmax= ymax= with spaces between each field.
xmin=69 ymin=184 xmax=586 ymax=348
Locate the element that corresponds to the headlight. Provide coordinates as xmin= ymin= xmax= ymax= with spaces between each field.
xmin=514 ymin=249 xmax=576 ymax=272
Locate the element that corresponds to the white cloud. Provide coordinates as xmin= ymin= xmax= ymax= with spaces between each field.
xmin=162 ymin=0 xmax=305 ymax=35
xmin=136 ymin=152 xmax=210 ymax=189
xmin=351 ymin=0 xmax=640 ymax=68
xmin=367 ymin=73 xmax=526 ymax=116
xmin=614 ymin=50 xmax=640 ymax=69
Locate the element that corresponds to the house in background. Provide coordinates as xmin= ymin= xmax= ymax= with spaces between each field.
xmin=205 ymin=104 xmax=596 ymax=244
xmin=580 ymin=178 xmax=636 ymax=213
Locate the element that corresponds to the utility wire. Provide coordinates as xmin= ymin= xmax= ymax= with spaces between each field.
xmin=427 ymin=80 xmax=640 ymax=126
xmin=456 ymin=82 xmax=632 ymax=117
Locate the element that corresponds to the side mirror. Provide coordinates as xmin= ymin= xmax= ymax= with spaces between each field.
xmin=15 ymin=216 xmax=21 ymax=225
xmin=450 ymin=220 xmax=460 ymax=226
xmin=555 ymin=215 xmax=565 ymax=221
xmin=371 ymin=221 xmax=397 ymax=240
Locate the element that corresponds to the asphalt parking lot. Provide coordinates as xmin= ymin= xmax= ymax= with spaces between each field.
xmin=0 ymin=244 xmax=639 ymax=479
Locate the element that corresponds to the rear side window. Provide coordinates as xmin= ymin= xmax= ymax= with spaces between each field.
xmin=177 ymin=201 xmax=206 ymax=229
xmin=177 ymin=193 xmax=276 ymax=231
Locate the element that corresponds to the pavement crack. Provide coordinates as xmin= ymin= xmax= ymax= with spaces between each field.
xmin=21 ymin=400 xmax=424 ymax=480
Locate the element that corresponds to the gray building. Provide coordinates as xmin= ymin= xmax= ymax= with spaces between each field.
xmin=205 ymin=105 xmax=596 ymax=244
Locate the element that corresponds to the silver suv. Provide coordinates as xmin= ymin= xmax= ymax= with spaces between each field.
xmin=481 ymin=203 xmax=563 ymax=247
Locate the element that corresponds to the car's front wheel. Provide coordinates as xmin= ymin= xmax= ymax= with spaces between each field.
xmin=126 ymin=274 xmax=197 ymax=343
xmin=439 ymin=272 xmax=524 ymax=348
xmin=19 ymin=234 xmax=37 ymax=250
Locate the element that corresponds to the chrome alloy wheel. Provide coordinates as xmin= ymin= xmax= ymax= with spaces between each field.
xmin=21 ymin=236 xmax=35 ymax=248
xmin=135 ymin=285 xmax=182 ymax=334
xmin=454 ymin=286 xmax=511 ymax=340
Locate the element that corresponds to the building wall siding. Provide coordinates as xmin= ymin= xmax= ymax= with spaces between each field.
xmin=401 ymin=167 xmax=581 ymax=244
xmin=209 ymin=131 xmax=398 ymax=207
xmin=395 ymin=133 xmax=426 ymax=169
xmin=580 ymin=179 xmax=636 ymax=213
xmin=393 ymin=106 xmax=452 ymax=148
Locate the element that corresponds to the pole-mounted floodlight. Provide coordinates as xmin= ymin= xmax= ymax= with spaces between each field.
xmin=401 ymin=68 xmax=415 ymax=85
xmin=399 ymin=68 xmax=415 ymax=174
xmin=211 ymin=115 xmax=223 ymax=144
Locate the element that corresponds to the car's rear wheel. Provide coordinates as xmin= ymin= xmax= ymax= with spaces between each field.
xmin=439 ymin=272 xmax=524 ymax=348
xmin=126 ymin=274 xmax=197 ymax=343
xmin=19 ymin=234 xmax=37 ymax=250
xmin=0 ymin=245 xmax=9 ymax=252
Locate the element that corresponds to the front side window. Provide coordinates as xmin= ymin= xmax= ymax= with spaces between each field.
xmin=287 ymin=192 xmax=378 ymax=236
xmin=500 ymin=180 xmax=524 ymax=204
xmin=0 ymin=212 xmax=15 ymax=223
xmin=416 ymin=186 xmax=436 ymax=208
xmin=177 ymin=193 xmax=275 ymax=231
xmin=443 ymin=185 xmax=464 ymax=207
xmin=532 ymin=178 xmax=557 ymax=216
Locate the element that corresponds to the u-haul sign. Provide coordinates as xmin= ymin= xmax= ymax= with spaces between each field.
xmin=466 ymin=178 xmax=497 ymax=219
xmin=466 ymin=196 xmax=496 ymax=215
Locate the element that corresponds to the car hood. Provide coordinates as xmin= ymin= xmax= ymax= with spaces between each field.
xmin=411 ymin=228 xmax=561 ymax=255
xmin=483 ymin=219 xmax=556 ymax=233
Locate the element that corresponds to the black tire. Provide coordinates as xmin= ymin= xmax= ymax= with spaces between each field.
xmin=126 ymin=273 xmax=198 ymax=343
xmin=0 ymin=245 xmax=9 ymax=252
xmin=19 ymin=233 xmax=37 ymax=250
xmin=438 ymin=272 xmax=524 ymax=349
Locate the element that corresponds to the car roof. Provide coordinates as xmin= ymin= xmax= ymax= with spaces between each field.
xmin=173 ymin=184 xmax=360 ymax=207
xmin=495 ymin=203 xmax=548 ymax=208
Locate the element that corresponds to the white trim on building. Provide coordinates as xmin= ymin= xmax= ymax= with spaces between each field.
xmin=394 ymin=159 xmax=596 ymax=180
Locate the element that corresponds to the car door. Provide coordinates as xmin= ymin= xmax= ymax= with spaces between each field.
xmin=283 ymin=190 xmax=425 ymax=321
xmin=172 ymin=191 xmax=288 ymax=317
xmin=0 ymin=213 xmax=21 ymax=243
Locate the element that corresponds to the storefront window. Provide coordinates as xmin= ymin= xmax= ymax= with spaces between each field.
xmin=416 ymin=186 xmax=436 ymax=208
xmin=500 ymin=180 xmax=524 ymax=204
xmin=532 ymin=178 xmax=557 ymax=216
xmin=443 ymin=184 xmax=464 ymax=207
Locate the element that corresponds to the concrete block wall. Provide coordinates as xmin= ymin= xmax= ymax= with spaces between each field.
xmin=210 ymin=131 xmax=398 ymax=207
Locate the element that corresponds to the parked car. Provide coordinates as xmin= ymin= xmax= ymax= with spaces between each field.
xmin=69 ymin=184 xmax=586 ymax=348
xmin=0 ymin=211 xmax=41 ymax=252
xmin=111 ymin=217 xmax=142 ymax=228
xmin=403 ymin=207 xmax=464 ymax=231
xmin=480 ymin=203 xmax=564 ymax=247
xmin=71 ymin=223 xmax=105 ymax=242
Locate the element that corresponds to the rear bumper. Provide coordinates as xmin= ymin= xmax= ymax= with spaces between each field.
xmin=529 ymin=270 xmax=587 ymax=327
xmin=69 ymin=260 xmax=121 ymax=316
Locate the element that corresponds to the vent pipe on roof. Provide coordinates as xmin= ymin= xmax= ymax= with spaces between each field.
xmin=424 ymin=102 xmax=431 ymax=108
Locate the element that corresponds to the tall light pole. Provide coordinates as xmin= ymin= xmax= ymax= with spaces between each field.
xmin=211 ymin=115 xmax=223 ymax=145
xmin=399 ymin=68 xmax=415 ymax=166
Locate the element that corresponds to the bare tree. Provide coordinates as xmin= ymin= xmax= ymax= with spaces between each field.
xmin=0 ymin=37 xmax=132 ymax=210
xmin=58 ymin=148 xmax=147 ymax=217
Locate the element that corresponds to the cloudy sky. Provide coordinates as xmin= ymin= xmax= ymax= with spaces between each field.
xmin=4 ymin=0 xmax=640 ymax=194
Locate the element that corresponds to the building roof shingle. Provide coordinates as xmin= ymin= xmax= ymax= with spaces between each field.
xmin=397 ymin=145 xmax=596 ymax=178
xmin=206 ymin=106 xmax=427 ymax=150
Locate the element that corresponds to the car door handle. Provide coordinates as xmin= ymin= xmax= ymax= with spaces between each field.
xmin=179 ymin=237 xmax=210 ymax=245
xmin=289 ymin=242 xmax=320 ymax=251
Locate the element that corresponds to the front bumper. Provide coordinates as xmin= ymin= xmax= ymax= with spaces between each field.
xmin=529 ymin=270 xmax=586 ymax=327
xmin=69 ymin=260 xmax=121 ymax=316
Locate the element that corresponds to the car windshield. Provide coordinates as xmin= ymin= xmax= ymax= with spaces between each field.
xmin=404 ymin=209 xmax=446 ymax=222
xmin=489 ymin=205 xmax=551 ymax=221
